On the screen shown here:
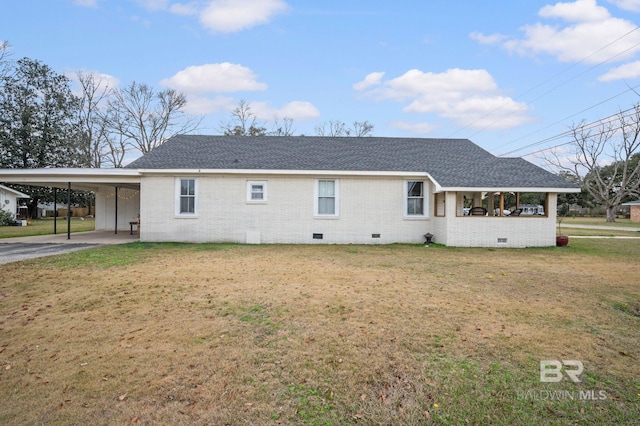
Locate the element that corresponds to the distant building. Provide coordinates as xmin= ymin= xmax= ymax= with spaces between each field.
xmin=621 ymin=200 xmax=640 ymax=222
xmin=0 ymin=184 xmax=29 ymax=219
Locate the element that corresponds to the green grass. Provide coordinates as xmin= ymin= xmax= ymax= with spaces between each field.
xmin=0 ymin=217 xmax=95 ymax=238
xmin=1 ymin=240 xmax=638 ymax=425
xmin=559 ymin=216 xmax=639 ymax=228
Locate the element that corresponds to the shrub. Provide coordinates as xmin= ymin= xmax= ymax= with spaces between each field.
xmin=0 ymin=209 xmax=15 ymax=226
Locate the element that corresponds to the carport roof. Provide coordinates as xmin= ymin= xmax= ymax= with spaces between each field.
xmin=0 ymin=168 xmax=140 ymax=191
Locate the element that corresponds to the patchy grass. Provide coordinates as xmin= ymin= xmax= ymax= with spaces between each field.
xmin=0 ymin=217 xmax=95 ymax=238
xmin=559 ymin=216 xmax=639 ymax=228
xmin=0 ymin=242 xmax=639 ymax=425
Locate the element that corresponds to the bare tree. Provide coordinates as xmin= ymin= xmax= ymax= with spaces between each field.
xmin=101 ymin=107 xmax=132 ymax=168
xmin=315 ymin=120 xmax=374 ymax=137
xmin=350 ymin=120 xmax=374 ymax=137
xmin=0 ymin=41 xmax=11 ymax=80
xmin=271 ymin=115 xmax=295 ymax=136
xmin=219 ymin=99 xmax=267 ymax=136
xmin=543 ymin=104 xmax=640 ymax=222
xmin=75 ymin=71 xmax=111 ymax=167
xmin=107 ymin=82 xmax=200 ymax=154
xmin=315 ymin=120 xmax=346 ymax=137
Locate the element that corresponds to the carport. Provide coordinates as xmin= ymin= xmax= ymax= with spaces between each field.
xmin=0 ymin=168 xmax=141 ymax=239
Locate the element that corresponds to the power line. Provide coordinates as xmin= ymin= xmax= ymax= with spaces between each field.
xmin=500 ymin=105 xmax=640 ymax=157
xmin=449 ymin=25 xmax=640 ymax=144
xmin=497 ymin=84 xmax=640 ymax=156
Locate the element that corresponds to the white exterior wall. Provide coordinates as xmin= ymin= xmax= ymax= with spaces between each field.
xmin=439 ymin=192 xmax=558 ymax=248
xmin=139 ymin=175 xmax=432 ymax=244
xmin=0 ymin=189 xmax=20 ymax=217
xmin=95 ymin=187 xmax=141 ymax=232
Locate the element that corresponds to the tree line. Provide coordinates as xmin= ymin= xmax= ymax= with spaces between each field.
xmin=0 ymin=57 xmax=200 ymax=169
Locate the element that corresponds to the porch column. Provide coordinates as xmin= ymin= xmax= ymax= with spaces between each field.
xmin=67 ymin=182 xmax=71 ymax=240
xmin=114 ymin=186 xmax=118 ymax=235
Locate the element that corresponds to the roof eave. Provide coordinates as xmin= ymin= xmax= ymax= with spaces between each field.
xmin=137 ymin=168 xmax=432 ymax=178
xmin=436 ymin=186 xmax=582 ymax=193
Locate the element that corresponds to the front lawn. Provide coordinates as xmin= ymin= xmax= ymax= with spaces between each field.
xmin=0 ymin=240 xmax=638 ymax=425
xmin=0 ymin=217 xmax=95 ymax=238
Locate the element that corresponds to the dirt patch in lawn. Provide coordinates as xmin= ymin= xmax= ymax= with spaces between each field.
xmin=0 ymin=242 xmax=638 ymax=425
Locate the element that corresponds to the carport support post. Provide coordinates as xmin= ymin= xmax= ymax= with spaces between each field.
xmin=53 ymin=188 xmax=57 ymax=235
xmin=114 ymin=186 xmax=118 ymax=234
xmin=67 ymin=182 xmax=71 ymax=240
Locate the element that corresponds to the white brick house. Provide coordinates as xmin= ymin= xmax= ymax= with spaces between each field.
xmin=0 ymin=135 xmax=580 ymax=247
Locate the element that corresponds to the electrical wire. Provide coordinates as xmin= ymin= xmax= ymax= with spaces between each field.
xmin=500 ymin=105 xmax=640 ymax=157
xmin=448 ymin=25 xmax=640 ymax=148
xmin=498 ymin=86 xmax=640 ymax=156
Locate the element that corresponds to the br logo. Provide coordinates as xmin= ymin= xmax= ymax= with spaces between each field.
xmin=540 ymin=360 xmax=583 ymax=383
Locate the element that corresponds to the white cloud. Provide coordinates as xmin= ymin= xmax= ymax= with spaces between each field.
xmin=135 ymin=0 xmax=170 ymax=11
xmin=355 ymin=68 xmax=532 ymax=130
xmin=469 ymin=31 xmax=508 ymax=45
xmin=134 ymin=0 xmax=170 ymax=11
xmin=181 ymin=95 xmax=235 ymax=115
xmin=182 ymin=97 xmax=319 ymax=121
xmin=598 ymin=60 xmax=640 ymax=80
xmin=353 ymin=72 xmax=385 ymax=91
xmin=250 ymin=100 xmax=320 ymax=121
xmin=160 ymin=64 xmax=319 ymax=120
xmin=390 ymin=121 xmax=436 ymax=135
xmin=478 ymin=0 xmax=640 ymax=64
xmin=66 ymin=70 xmax=120 ymax=97
xmin=607 ymin=0 xmax=640 ymax=12
xmin=72 ymin=0 xmax=99 ymax=7
xmin=198 ymin=0 xmax=288 ymax=33
xmin=169 ymin=2 xmax=199 ymax=15
xmin=160 ymin=63 xmax=268 ymax=93
xmin=539 ymin=0 xmax=610 ymax=22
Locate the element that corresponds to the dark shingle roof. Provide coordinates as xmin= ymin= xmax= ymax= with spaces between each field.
xmin=126 ymin=135 xmax=578 ymax=189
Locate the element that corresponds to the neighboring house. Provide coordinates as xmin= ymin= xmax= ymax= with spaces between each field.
xmin=0 ymin=184 xmax=29 ymax=219
xmin=621 ymin=200 xmax=640 ymax=222
xmin=0 ymin=135 xmax=580 ymax=247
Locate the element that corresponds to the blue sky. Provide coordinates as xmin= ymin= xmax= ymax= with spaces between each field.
xmin=3 ymin=0 xmax=640 ymax=165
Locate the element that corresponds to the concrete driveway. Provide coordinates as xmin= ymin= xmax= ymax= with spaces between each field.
xmin=0 ymin=231 xmax=138 ymax=265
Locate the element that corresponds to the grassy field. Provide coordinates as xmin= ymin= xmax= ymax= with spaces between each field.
xmin=0 ymin=218 xmax=95 ymax=238
xmin=559 ymin=217 xmax=639 ymax=228
xmin=0 ymin=240 xmax=639 ymax=425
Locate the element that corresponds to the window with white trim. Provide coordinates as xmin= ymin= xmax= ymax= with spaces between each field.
xmin=315 ymin=179 xmax=339 ymax=216
xmin=247 ymin=181 xmax=267 ymax=202
xmin=176 ymin=178 xmax=197 ymax=215
xmin=406 ymin=181 xmax=426 ymax=216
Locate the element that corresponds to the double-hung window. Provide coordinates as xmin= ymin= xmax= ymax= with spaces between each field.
xmin=176 ymin=178 xmax=197 ymax=215
xmin=406 ymin=181 xmax=425 ymax=216
xmin=315 ymin=179 xmax=338 ymax=216
xmin=247 ymin=181 xmax=267 ymax=202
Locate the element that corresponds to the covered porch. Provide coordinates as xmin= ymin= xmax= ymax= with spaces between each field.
xmin=431 ymin=187 xmax=578 ymax=247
